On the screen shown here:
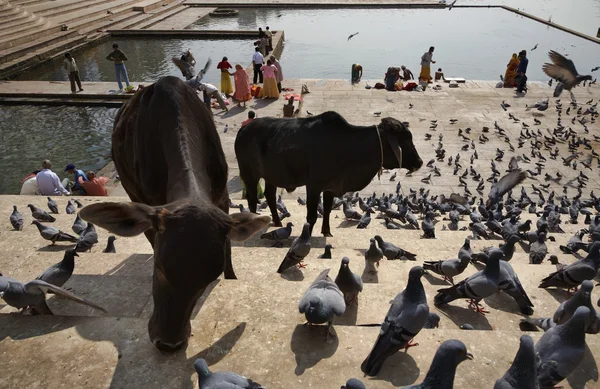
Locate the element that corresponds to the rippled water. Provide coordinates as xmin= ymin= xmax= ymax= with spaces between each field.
xmin=0 ymin=106 xmax=117 ymax=194
xmin=187 ymin=7 xmax=599 ymax=82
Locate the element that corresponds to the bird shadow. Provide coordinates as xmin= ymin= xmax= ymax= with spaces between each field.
xmin=337 ymin=220 xmax=360 ymax=228
xmin=423 ymin=273 xmax=451 ymax=286
xmin=336 ymin=300 xmax=358 ymax=326
xmin=361 ymin=264 xmax=379 ymax=284
xmin=279 ymin=266 xmax=305 ymax=282
xmin=482 ymin=292 xmax=525 ymax=315
xmin=518 ymin=241 xmax=531 ymax=254
xmin=290 ymin=324 xmax=339 ymax=376
xmin=566 ymin=343 xmax=599 ymax=389
xmin=37 ymin=244 xmax=76 ymax=252
xmin=365 ymin=350 xmax=420 ymax=387
xmin=542 ymin=288 xmax=570 ymax=305
xmin=436 ymin=304 xmax=493 ymax=330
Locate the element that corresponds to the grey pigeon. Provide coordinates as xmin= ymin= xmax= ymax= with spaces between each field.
xmin=10 ymin=205 xmax=24 ymax=231
xmin=374 ymin=235 xmax=417 ymax=261
xmin=458 ymin=238 xmax=473 ymax=261
xmin=559 ymin=229 xmax=588 ymax=254
xmin=460 ymin=323 xmax=475 ymax=330
xmin=299 ymin=268 xmax=346 ymax=339
xmin=75 ymin=222 xmax=98 ymax=252
xmin=47 ymin=197 xmax=59 ymax=214
xmin=103 ymin=235 xmax=117 ymax=253
xmin=487 ymin=170 xmax=526 ymax=207
xmin=334 ymin=257 xmax=363 ymax=304
xmin=194 ymin=358 xmax=265 ymax=389
xmin=261 ymin=222 xmax=293 ymax=240
xmin=423 ymin=256 xmax=470 ymax=284
xmin=535 ymin=306 xmax=589 ymax=389
xmin=494 ymin=335 xmax=538 ymax=389
xmin=172 ymin=57 xmax=196 ymax=81
xmin=72 ymin=214 xmax=87 ymax=235
xmin=361 ymin=266 xmax=429 ymax=376
xmin=341 ymin=378 xmax=366 ymax=389
xmin=434 ymin=249 xmax=502 ymax=314
xmin=543 ymin=51 xmax=592 ymax=98
xmin=399 ymin=339 xmax=473 ymax=389
xmin=31 ymin=220 xmax=78 ymax=245
xmin=547 ymin=255 xmax=566 ymax=272
xmin=421 ymin=211 xmax=436 ymax=238
xmin=424 ymin=312 xmax=440 ymax=329
xmin=73 ymin=199 xmax=83 ymax=208
xmin=484 ymin=234 xmax=519 ymax=261
xmin=529 ymin=232 xmax=548 ymax=264
xmin=0 ymin=275 xmax=106 ymax=315
xmin=27 ymin=204 xmax=56 ymax=222
xmin=365 ymin=238 xmax=383 ymax=273
xmin=343 ymin=201 xmax=362 ymax=221
xmin=357 ymin=209 xmax=372 ymax=229
xmin=539 ymin=241 xmax=600 ymax=290
xmin=65 ymin=200 xmax=76 ymax=215
xmin=35 ymin=249 xmax=78 ymax=287
xmin=277 ymin=222 xmax=311 ymax=273
xmin=320 ymin=244 xmax=333 ymax=259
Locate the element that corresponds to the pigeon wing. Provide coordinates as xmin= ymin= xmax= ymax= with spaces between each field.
xmin=543 ymin=63 xmax=576 ymax=85
xmin=548 ymin=50 xmax=579 ymax=76
xmin=24 ymin=280 xmax=107 ymax=312
xmin=172 ymin=57 xmax=194 ymax=78
xmin=489 ymin=170 xmax=527 ymax=202
xmin=196 ymin=58 xmax=212 ymax=81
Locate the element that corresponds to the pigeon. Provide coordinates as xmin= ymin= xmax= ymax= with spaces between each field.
xmin=343 ymin=201 xmax=362 ymax=221
xmin=10 ymin=205 xmax=24 ymax=231
xmin=173 ymin=57 xmax=210 ymax=81
xmin=487 ymin=170 xmax=527 ymax=207
xmin=526 ymin=99 xmax=549 ymax=111
xmin=0 ymin=275 xmax=106 ymax=315
xmin=559 ymin=229 xmax=588 ymax=254
xmin=31 ymin=220 xmax=78 ymax=245
xmin=460 ymin=323 xmax=475 ymax=330
xmin=261 ymin=222 xmax=293 ymax=241
xmin=75 ymin=222 xmax=98 ymax=252
xmin=493 ymin=335 xmax=538 ymax=389
xmin=434 ymin=249 xmax=502 ymax=314
xmin=72 ymin=214 xmax=87 ymax=236
xmin=424 ymin=312 xmax=440 ymax=329
xmin=297 ymin=197 xmax=306 ymax=206
xmin=277 ymin=222 xmax=311 ymax=273
xmin=103 ymin=235 xmax=117 ymax=253
xmin=543 ymin=51 xmax=592 ymax=98
xmin=356 ymin=209 xmax=372 ymax=229
xmin=421 ymin=211 xmax=436 ymax=238
xmin=535 ymin=306 xmax=589 ymax=389
xmin=65 ymin=200 xmax=76 ymax=214
xmin=299 ymin=268 xmax=346 ymax=339
xmin=73 ymin=199 xmax=83 ymax=208
xmin=194 ymin=358 xmax=265 ymax=389
xmin=374 ymin=235 xmax=417 ymax=261
xmin=334 ymin=257 xmax=363 ymax=305
xmin=529 ymin=232 xmax=548 ymax=264
xmin=399 ymin=340 xmax=473 ymax=389
xmin=27 ymin=204 xmax=56 ymax=222
xmin=423 ymin=256 xmax=470 ymax=284
xmin=361 ymin=267 xmax=429 ymax=376
xmin=539 ymin=241 xmax=600 ymax=290
xmin=341 ymin=378 xmax=366 ymax=389
xmin=365 ymin=238 xmax=383 ymax=273
xmin=347 ymin=32 xmax=359 ymax=41
xmin=531 ymin=43 xmax=538 ymax=51
xmin=46 ymin=197 xmax=59 ymax=214
xmin=320 ymin=244 xmax=333 ymax=259
xmin=458 ymin=238 xmax=473 ymax=261
xmin=35 ymin=249 xmax=78 ymax=287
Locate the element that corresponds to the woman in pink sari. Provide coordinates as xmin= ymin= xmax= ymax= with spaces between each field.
xmin=232 ymin=64 xmax=252 ymax=107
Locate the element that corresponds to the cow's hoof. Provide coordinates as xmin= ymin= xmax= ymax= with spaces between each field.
xmin=322 ymin=232 xmax=333 ymax=237
xmin=272 ymin=222 xmax=283 ymax=227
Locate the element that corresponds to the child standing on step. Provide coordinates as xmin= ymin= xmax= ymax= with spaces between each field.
xmin=106 ymin=43 xmax=131 ymax=92
xmin=64 ymin=52 xmax=83 ymax=93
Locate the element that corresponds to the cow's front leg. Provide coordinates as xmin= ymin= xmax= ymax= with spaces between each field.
xmin=306 ymin=189 xmax=320 ymax=236
xmin=321 ymin=191 xmax=334 ymax=237
xmin=223 ymin=239 xmax=237 ymax=279
xmin=264 ymin=181 xmax=282 ymax=227
xmin=245 ymin=178 xmax=259 ymax=214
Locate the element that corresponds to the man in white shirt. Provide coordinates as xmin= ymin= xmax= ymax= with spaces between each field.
xmin=64 ymin=52 xmax=83 ymax=94
xmin=36 ymin=160 xmax=70 ymax=196
xmin=190 ymin=82 xmax=228 ymax=111
xmin=252 ymin=47 xmax=264 ymax=84
xmin=419 ymin=46 xmax=436 ymax=83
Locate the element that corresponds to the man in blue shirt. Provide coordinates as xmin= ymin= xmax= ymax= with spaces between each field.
xmin=516 ymin=50 xmax=528 ymax=95
xmin=65 ymin=163 xmax=87 ymax=194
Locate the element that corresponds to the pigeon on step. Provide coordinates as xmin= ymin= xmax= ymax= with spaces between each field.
xmin=424 ymin=312 xmax=440 ymax=329
xmin=31 ymin=220 xmax=78 ymax=245
xmin=194 ymin=358 xmax=265 ymax=389
xmin=27 ymin=204 xmax=55 ymax=222
xmin=319 ymin=244 xmax=333 ymax=259
xmin=493 ymin=335 xmax=538 ymax=389
xmin=423 ymin=256 xmax=470 ymax=284
xmin=341 ymin=378 xmax=366 ymax=389
xmin=334 ymin=257 xmax=363 ymax=305
xmin=10 ymin=205 xmax=24 ymax=231
xmin=343 ymin=201 xmax=362 ymax=221
xmin=65 ymin=201 xmax=76 ymax=215
xmin=35 ymin=249 xmax=78 ymax=288
xmin=539 ymin=241 xmax=600 ymax=290
xmin=47 ymin=197 xmax=59 ymax=214
xmin=261 ymin=222 xmax=293 ymax=241
xmin=277 ymin=222 xmax=311 ymax=273
xmin=103 ymin=235 xmax=117 ymax=253
xmin=374 ymin=235 xmax=417 ymax=261
xmin=72 ymin=214 xmax=87 ymax=236
xmin=365 ymin=238 xmax=383 ymax=274
xmin=75 ymin=223 xmax=99 ymax=252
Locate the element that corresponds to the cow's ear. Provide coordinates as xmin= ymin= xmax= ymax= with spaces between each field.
xmin=79 ymin=202 xmax=161 ymax=237
xmin=228 ymin=213 xmax=271 ymax=241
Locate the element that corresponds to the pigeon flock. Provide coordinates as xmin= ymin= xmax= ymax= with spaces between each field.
xmin=4 ymin=51 xmax=600 ymax=388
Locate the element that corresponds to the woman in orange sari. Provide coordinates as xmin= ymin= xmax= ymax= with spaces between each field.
xmin=504 ymin=53 xmax=519 ymax=87
xmin=232 ymin=64 xmax=252 ymax=107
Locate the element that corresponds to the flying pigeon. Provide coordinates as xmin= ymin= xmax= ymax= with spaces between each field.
xmin=493 ymin=335 xmax=538 ymax=389
xmin=487 ymin=170 xmax=527 ymax=207
xmin=194 ymin=358 xmax=265 ymax=389
xmin=10 ymin=205 xmax=24 ymax=231
xmin=543 ymin=51 xmax=592 ymax=98
xmin=0 ymin=275 xmax=106 ymax=315
xmin=27 ymin=204 xmax=55 ymax=222
xmin=277 ymin=222 xmax=311 ymax=273
xmin=361 ymin=267 xmax=429 ymax=376
xmin=399 ymin=340 xmax=472 ymax=388
xmin=35 ymin=249 xmax=78 ymax=288
xmin=347 ymin=32 xmax=359 ymax=41
xmin=334 ymin=257 xmax=363 ymax=305
xmin=31 ymin=220 xmax=78 ymax=245
xmin=299 ymin=268 xmax=346 ymax=339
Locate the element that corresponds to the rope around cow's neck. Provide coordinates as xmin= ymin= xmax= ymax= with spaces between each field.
xmin=375 ymin=124 xmax=383 ymax=180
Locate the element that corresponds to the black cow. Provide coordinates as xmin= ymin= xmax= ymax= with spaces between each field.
xmin=235 ymin=111 xmax=423 ymax=236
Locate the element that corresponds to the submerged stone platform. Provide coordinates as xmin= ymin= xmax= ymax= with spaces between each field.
xmin=1 ymin=80 xmax=600 ymax=388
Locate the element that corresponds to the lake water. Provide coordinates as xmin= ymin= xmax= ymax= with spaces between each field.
xmin=0 ymin=106 xmax=117 ymax=194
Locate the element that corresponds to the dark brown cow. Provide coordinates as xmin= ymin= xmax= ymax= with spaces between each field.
xmin=79 ymin=77 xmax=270 ymax=352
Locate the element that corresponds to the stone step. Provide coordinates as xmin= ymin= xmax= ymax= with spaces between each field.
xmin=47 ymin=0 xmax=139 ymax=24
xmin=0 ymin=11 xmax=39 ymax=29
xmin=27 ymin=0 xmax=98 ymax=16
xmin=132 ymin=0 xmax=173 ymax=13
xmin=76 ymin=9 xmax=141 ymax=36
xmin=0 ymin=18 xmax=47 ymax=40
xmin=0 ymin=315 xmax=597 ymax=389
xmin=131 ymin=1 xmax=186 ymax=30
xmin=7 ymin=0 xmax=47 ymax=6
xmin=0 ymin=6 xmax=23 ymax=22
